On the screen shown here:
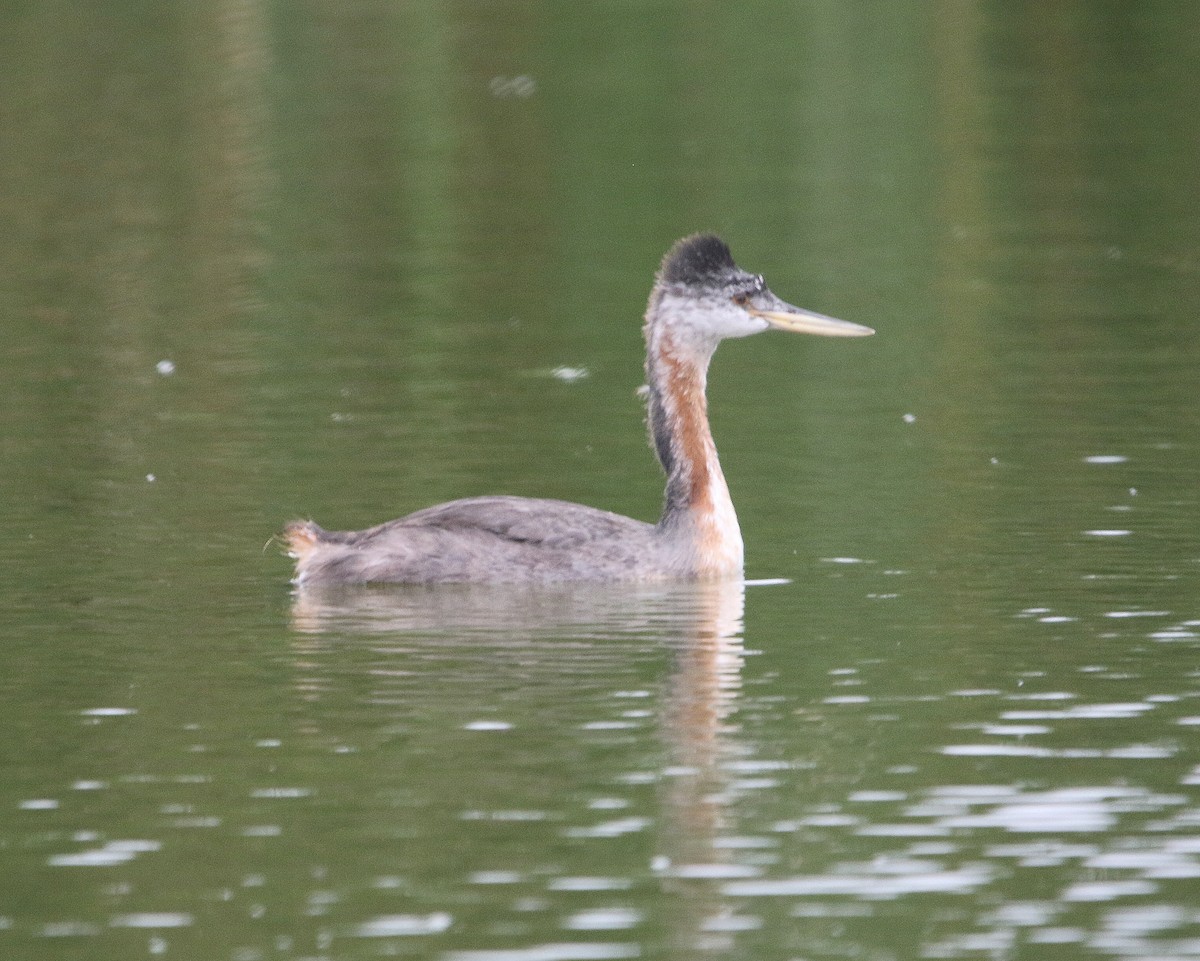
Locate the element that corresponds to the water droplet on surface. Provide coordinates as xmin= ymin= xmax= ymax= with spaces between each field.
xmin=562 ymin=907 xmax=643 ymax=931
xmin=110 ymin=913 xmax=193 ymax=928
xmin=464 ymin=720 xmax=513 ymax=731
xmin=551 ymin=365 xmax=588 ymax=382
xmin=489 ymin=74 xmax=537 ymax=98
xmin=352 ymin=911 xmax=456 ymax=935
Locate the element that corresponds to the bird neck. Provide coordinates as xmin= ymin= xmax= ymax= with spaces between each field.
xmin=644 ymin=319 xmax=744 ymax=577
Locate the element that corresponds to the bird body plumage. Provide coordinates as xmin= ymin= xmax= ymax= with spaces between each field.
xmin=284 ymin=234 xmax=872 ymax=586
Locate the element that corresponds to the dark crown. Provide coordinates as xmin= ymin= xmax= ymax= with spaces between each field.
xmin=660 ymin=234 xmax=737 ymax=286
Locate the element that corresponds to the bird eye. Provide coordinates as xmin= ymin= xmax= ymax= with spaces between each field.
xmin=732 ymin=292 xmax=750 ymax=306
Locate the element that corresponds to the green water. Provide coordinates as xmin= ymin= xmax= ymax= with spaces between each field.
xmin=2 ymin=3 xmax=1200 ymax=959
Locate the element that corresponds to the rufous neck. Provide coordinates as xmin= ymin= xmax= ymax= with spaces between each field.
xmin=644 ymin=322 xmax=743 ymax=574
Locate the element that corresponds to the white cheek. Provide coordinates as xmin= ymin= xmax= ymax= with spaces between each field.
xmin=661 ymin=296 xmax=767 ymax=344
xmin=699 ymin=305 xmax=755 ymax=336
xmin=719 ymin=311 xmax=769 ymax=339
xmin=742 ymin=314 xmax=771 ymax=336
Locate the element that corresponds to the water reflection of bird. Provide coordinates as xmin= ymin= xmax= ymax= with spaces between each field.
xmin=284 ymin=234 xmax=873 ymax=585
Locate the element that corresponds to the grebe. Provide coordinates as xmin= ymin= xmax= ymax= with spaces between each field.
xmin=284 ymin=234 xmax=873 ymax=585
